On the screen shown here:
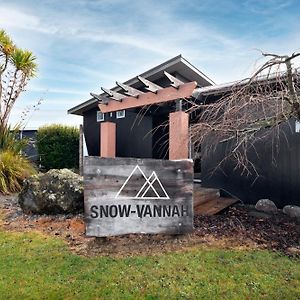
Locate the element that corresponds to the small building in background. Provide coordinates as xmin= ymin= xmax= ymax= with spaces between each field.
xmin=19 ymin=129 xmax=39 ymax=162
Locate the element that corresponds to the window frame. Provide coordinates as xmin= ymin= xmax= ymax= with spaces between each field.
xmin=97 ymin=111 xmax=105 ymax=122
xmin=116 ymin=110 xmax=126 ymax=119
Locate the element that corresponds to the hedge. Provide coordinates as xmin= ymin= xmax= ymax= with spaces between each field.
xmin=36 ymin=124 xmax=79 ymax=170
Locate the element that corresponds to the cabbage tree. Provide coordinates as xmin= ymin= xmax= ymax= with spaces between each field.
xmin=0 ymin=29 xmax=37 ymax=128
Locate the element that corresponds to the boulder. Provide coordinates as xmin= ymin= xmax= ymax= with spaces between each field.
xmin=255 ymin=199 xmax=277 ymax=213
xmin=283 ymin=205 xmax=300 ymax=219
xmin=19 ymin=169 xmax=83 ymax=214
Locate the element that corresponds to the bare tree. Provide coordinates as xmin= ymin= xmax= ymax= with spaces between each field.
xmin=0 ymin=29 xmax=37 ymax=128
xmin=190 ymin=52 xmax=300 ymax=175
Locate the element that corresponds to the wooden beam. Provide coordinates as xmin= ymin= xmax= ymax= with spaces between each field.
xmin=90 ymin=93 xmax=110 ymax=104
xmin=90 ymin=93 xmax=103 ymax=102
xmin=116 ymin=81 xmax=144 ymax=97
xmin=101 ymin=87 xmax=124 ymax=101
xmin=137 ymin=76 xmax=162 ymax=93
xmin=99 ymin=81 xmax=197 ymax=113
xmin=164 ymin=71 xmax=185 ymax=88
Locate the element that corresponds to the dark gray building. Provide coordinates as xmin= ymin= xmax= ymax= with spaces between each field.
xmin=68 ymin=55 xmax=214 ymax=159
xmin=69 ymin=55 xmax=300 ymax=208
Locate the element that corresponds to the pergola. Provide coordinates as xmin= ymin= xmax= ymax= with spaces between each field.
xmin=90 ymin=71 xmax=197 ymax=160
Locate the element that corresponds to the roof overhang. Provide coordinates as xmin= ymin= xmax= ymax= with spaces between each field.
xmin=192 ymin=68 xmax=300 ymax=99
xmin=68 ymin=55 xmax=214 ymax=116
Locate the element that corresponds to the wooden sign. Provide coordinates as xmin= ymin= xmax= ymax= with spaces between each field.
xmin=84 ymin=157 xmax=194 ymax=237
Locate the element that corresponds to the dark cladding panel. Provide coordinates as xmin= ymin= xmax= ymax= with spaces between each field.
xmin=152 ymin=112 xmax=169 ymax=160
xmin=83 ymin=109 xmax=100 ymax=156
xmin=83 ymin=108 xmax=153 ymax=159
xmin=115 ymin=111 xmax=153 ymax=158
xmin=202 ymin=118 xmax=300 ymax=207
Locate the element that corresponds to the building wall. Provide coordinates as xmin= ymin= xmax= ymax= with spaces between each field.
xmin=152 ymin=113 xmax=169 ymax=159
xmin=201 ymin=118 xmax=300 ymax=207
xmin=115 ymin=110 xmax=152 ymax=158
xmin=83 ymin=108 xmax=100 ymax=156
xmin=83 ymin=108 xmax=153 ymax=158
xmin=82 ymin=72 xmax=194 ymax=159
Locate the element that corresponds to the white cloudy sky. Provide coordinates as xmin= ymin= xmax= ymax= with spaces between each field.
xmin=1 ymin=0 xmax=300 ymax=128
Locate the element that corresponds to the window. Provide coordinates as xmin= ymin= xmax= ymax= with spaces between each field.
xmin=97 ymin=111 xmax=105 ymax=122
xmin=296 ymin=120 xmax=300 ymax=133
xmin=116 ymin=110 xmax=126 ymax=119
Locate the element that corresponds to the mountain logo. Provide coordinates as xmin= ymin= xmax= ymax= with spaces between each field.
xmin=115 ymin=165 xmax=170 ymax=200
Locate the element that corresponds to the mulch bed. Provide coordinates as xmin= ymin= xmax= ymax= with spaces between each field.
xmin=194 ymin=206 xmax=300 ymax=256
xmin=0 ymin=194 xmax=299 ymax=257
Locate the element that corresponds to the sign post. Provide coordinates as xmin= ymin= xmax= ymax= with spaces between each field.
xmin=84 ymin=157 xmax=193 ymax=236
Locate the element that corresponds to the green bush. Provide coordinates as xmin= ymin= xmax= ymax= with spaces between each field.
xmin=36 ymin=124 xmax=79 ymax=170
xmin=0 ymin=150 xmax=36 ymax=194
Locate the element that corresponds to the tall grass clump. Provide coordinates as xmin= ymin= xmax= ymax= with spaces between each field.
xmin=0 ymin=125 xmax=27 ymax=153
xmin=0 ymin=150 xmax=35 ymax=194
xmin=0 ymin=125 xmax=35 ymax=194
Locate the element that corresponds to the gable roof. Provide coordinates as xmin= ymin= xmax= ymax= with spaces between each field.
xmin=68 ymin=55 xmax=215 ymax=116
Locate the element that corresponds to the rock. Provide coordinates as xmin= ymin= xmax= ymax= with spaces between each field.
xmin=286 ymin=247 xmax=300 ymax=256
xmin=283 ymin=205 xmax=300 ymax=219
xmin=18 ymin=169 xmax=83 ymax=214
xmin=255 ymin=199 xmax=277 ymax=213
xmin=248 ymin=210 xmax=271 ymax=219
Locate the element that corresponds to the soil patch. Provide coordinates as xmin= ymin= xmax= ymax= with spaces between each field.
xmin=0 ymin=194 xmax=299 ymax=257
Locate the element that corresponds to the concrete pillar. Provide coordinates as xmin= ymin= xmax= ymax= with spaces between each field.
xmin=100 ymin=122 xmax=116 ymax=158
xmin=169 ymin=111 xmax=189 ymax=160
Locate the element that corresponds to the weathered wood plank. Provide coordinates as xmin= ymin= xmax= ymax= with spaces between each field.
xmin=137 ymin=76 xmax=162 ymax=93
xmin=116 ymin=81 xmax=144 ymax=97
xmin=164 ymin=71 xmax=185 ymax=88
xmin=84 ymin=157 xmax=194 ymax=237
xmin=101 ymin=87 xmax=124 ymax=101
xmin=194 ymin=196 xmax=239 ymax=215
xmin=194 ymin=186 xmax=219 ymax=206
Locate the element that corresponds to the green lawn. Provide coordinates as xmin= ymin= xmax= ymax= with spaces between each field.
xmin=0 ymin=229 xmax=299 ymax=300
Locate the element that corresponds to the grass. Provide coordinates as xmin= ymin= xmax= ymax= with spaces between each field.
xmin=0 ymin=229 xmax=299 ymax=300
xmin=0 ymin=150 xmax=36 ymax=194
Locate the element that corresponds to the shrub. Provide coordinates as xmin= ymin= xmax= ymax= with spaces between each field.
xmin=0 ymin=150 xmax=36 ymax=194
xmin=36 ymin=124 xmax=79 ymax=170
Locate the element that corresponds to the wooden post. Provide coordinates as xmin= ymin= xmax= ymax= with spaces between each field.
xmin=169 ymin=111 xmax=189 ymax=160
xmin=100 ymin=122 xmax=116 ymax=158
xmin=79 ymin=125 xmax=83 ymax=175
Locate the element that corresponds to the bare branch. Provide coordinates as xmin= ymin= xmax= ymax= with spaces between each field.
xmin=190 ymin=52 xmax=300 ymax=176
